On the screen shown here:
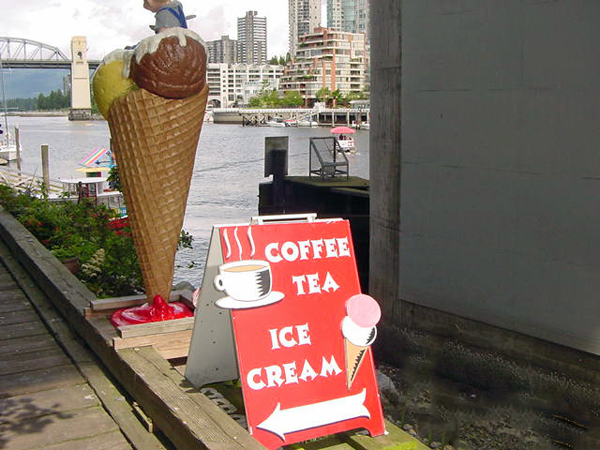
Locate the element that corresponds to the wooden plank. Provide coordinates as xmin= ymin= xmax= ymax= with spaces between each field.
xmin=42 ymin=431 xmax=132 ymax=450
xmin=89 ymin=294 xmax=149 ymax=312
xmin=0 ymin=406 xmax=123 ymax=450
xmin=0 ymin=334 xmax=56 ymax=357
xmin=344 ymin=421 xmax=430 ymax=450
xmin=120 ymin=347 xmax=265 ymax=450
xmin=88 ymin=316 xmax=118 ymax=341
xmin=0 ymin=308 xmax=38 ymax=325
xmin=118 ymin=317 xmax=195 ymax=339
xmin=0 ymin=320 xmax=48 ymax=341
xmin=0 ymin=279 xmax=18 ymax=290
xmin=290 ymin=442 xmax=354 ymax=450
xmin=0 ymin=291 xmax=31 ymax=312
xmin=0 ymin=270 xmax=15 ymax=279
xmin=90 ymin=290 xmax=191 ymax=313
xmin=0 ymin=348 xmax=69 ymax=376
xmin=0 ymin=384 xmax=99 ymax=424
xmin=0 ymin=364 xmax=84 ymax=398
xmin=77 ymin=361 xmax=168 ymax=450
xmin=2 ymin=345 xmax=63 ymax=363
xmin=114 ymin=330 xmax=193 ymax=360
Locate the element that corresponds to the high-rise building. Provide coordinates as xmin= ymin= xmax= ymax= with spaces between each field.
xmin=207 ymin=35 xmax=238 ymax=64
xmin=280 ymin=28 xmax=369 ymax=105
xmin=237 ymin=11 xmax=267 ymax=65
xmin=326 ymin=0 xmax=370 ymax=40
xmin=288 ymin=0 xmax=322 ymax=57
xmin=207 ymin=63 xmax=283 ymax=107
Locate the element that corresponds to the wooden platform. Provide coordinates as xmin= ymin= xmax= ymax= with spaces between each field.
xmin=0 ymin=206 xmax=429 ymax=450
xmin=0 ymin=257 xmax=133 ymax=450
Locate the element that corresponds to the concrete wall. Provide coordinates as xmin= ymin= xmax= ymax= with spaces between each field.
xmin=371 ymin=1 xmax=600 ymax=355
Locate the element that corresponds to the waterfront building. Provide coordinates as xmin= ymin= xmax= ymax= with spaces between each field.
xmin=207 ymin=35 xmax=238 ymax=64
xmin=237 ymin=11 xmax=267 ymax=65
xmin=288 ymin=0 xmax=322 ymax=57
xmin=327 ymin=0 xmax=370 ymax=41
xmin=280 ymin=27 xmax=368 ymax=105
xmin=207 ymin=63 xmax=283 ymax=108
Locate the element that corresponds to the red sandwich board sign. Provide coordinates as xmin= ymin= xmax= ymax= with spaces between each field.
xmin=186 ymin=214 xmax=385 ymax=449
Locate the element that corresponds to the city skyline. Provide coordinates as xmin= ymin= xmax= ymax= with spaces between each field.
xmin=2 ymin=0 xmax=306 ymax=60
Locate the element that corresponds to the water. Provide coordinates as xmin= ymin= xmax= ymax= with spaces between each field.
xmin=7 ymin=116 xmax=370 ymax=286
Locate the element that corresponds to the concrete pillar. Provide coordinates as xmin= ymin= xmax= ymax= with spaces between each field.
xmin=69 ymin=36 xmax=92 ymax=121
xmin=369 ymin=1 xmax=402 ymax=320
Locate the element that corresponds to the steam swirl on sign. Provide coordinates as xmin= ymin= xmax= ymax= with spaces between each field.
xmin=223 ymin=229 xmax=232 ymax=259
xmin=234 ymin=227 xmax=243 ymax=260
xmin=247 ymin=226 xmax=255 ymax=257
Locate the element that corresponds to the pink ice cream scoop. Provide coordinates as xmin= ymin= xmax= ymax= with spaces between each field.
xmin=346 ymin=294 xmax=381 ymax=328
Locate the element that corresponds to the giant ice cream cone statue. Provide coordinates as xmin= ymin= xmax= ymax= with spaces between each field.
xmin=342 ymin=294 xmax=382 ymax=389
xmin=92 ymin=29 xmax=208 ymax=313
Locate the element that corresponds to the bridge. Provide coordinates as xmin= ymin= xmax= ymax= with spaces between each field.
xmin=1 ymin=37 xmax=101 ymax=119
xmin=0 ymin=37 xmax=101 ymax=69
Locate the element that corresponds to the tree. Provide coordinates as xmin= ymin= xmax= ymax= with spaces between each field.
xmin=248 ymin=96 xmax=263 ymax=108
xmin=280 ymin=91 xmax=303 ymax=108
xmin=36 ymin=90 xmax=69 ymax=110
xmin=339 ymin=91 xmax=361 ymax=107
xmin=315 ymin=87 xmax=332 ymax=106
xmin=265 ymin=89 xmax=279 ymax=107
xmin=269 ymin=56 xmax=279 ymax=65
xmin=278 ymin=56 xmax=286 ymax=66
xmin=248 ymin=86 xmax=280 ymax=108
xmin=331 ymin=89 xmax=343 ymax=108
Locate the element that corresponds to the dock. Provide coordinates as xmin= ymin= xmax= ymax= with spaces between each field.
xmin=0 ymin=195 xmax=428 ymax=449
xmin=0 ymin=237 xmax=169 ymax=450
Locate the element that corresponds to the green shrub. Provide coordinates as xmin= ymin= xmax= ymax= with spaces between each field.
xmin=0 ymin=185 xmax=143 ymax=297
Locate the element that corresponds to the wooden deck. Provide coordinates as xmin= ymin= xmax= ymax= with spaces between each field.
xmin=0 ymin=206 xmax=429 ymax=450
xmin=0 ymin=242 xmax=164 ymax=450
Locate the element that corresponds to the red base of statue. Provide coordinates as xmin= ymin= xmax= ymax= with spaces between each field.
xmin=110 ymin=294 xmax=193 ymax=327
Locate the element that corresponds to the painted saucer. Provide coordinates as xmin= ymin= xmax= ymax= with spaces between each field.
xmin=215 ymin=291 xmax=284 ymax=310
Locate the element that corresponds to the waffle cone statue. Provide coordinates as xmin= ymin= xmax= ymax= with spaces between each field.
xmin=93 ymin=28 xmax=208 ymax=306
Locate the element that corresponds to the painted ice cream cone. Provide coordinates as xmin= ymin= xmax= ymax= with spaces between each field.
xmin=93 ymin=29 xmax=208 ymax=304
xmin=342 ymin=294 xmax=382 ymax=389
xmin=345 ymin=336 xmax=372 ymax=389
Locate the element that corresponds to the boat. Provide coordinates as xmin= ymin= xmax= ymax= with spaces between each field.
xmin=80 ymin=147 xmax=114 ymax=168
xmin=266 ymin=117 xmax=286 ymax=127
xmin=0 ymin=139 xmax=17 ymax=162
xmin=57 ymin=147 xmax=125 ymax=215
xmin=297 ymin=119 xmax=319 ymax=127
xmin=336 ymin=134 xmax=356 ymax=152
xmin=351 ymin=121 xmax=370 ymax=131
xmin=57 ymin=175 xmax=126 ymax=216
xmin=330 ymin=126 xmax=357 ymax=153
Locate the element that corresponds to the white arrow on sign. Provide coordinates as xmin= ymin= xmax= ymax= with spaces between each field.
xmin=256 ymin=388 xmax=370 ymax=440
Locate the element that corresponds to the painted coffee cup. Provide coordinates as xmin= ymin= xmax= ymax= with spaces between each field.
xmin=213 ymin=260 xmax=272 ymax=301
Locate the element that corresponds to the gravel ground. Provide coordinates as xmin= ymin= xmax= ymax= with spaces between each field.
xmin=374 ymin=328 xmax=600 ymax=450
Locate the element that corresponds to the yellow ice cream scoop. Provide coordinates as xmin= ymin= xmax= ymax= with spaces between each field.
xmin=92 ymin=53 xmax=138 ymax=119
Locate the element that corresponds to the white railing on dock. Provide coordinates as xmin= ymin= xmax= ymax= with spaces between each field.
xmin=0 ymin=166 xmax=64 ymax=196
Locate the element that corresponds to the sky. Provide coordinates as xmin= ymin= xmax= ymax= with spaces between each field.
xmin=1 ymin=0 xmax=326 ymax=60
